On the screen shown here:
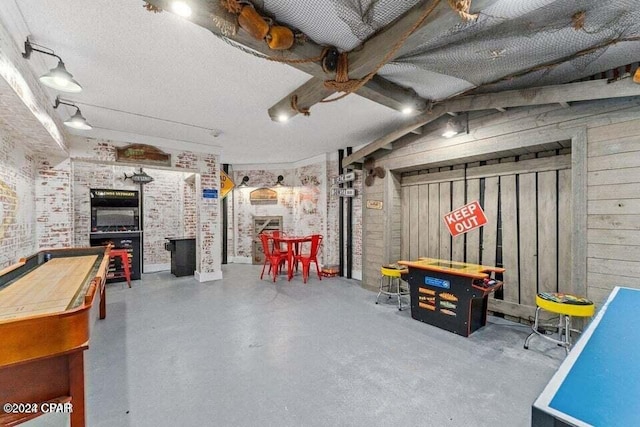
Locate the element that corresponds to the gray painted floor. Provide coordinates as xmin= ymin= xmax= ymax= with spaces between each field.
xmin=80 ymin=265 xmax=565 ymax=427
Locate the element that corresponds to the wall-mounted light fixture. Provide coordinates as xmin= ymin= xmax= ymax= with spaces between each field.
xmin=53 ymin=96 xmax=92 ymax=130
xmin=274 ymin=175 xmax=285 ymax=187
xmin=238 ymin=176 xmax=250 ymax=187
xmin=442 ymin=113 xmax=468 ymax=138
xmin=22 ymin=38 xmax=82 ymax=93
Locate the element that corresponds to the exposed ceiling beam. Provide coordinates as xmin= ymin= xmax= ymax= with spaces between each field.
xmin=268 ymin=0 xmax=500 ymax=120
xmin=343 ymin=77 xmax=640 ymax=166
xmin=269 ymin=0 xmax=448 ymax=119
xmin=145 ymin=0 xmax=424 ymax=120
xmin=268 ymin=74 xmax=424 ymax=121
xmin=268 ymin=0 xmax=445 ymax=120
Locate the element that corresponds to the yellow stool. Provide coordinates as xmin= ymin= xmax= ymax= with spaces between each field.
xmin=524 ymin=292 xmax=595 ymax=354
xmin=375 ymin=266 xmax=409 ymax=311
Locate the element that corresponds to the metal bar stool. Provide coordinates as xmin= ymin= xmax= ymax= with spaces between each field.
xmin=524 ymin=292 xmax=595 ymax=354
xmin=109 ymin=248 xmax=132 ymax=288
xmin=375 ymin=266 xmax=409 ymax=311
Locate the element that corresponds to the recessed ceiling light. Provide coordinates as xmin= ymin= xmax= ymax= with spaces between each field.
xmin=401 ymin=106 xmax=414 ymax=115
xmin=171 ymin=1 xmax=192 ymax=17
xmin=278 ymin=114 xmax=289 ymax=122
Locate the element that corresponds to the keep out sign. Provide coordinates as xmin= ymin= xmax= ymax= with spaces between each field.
xmin=443 ymin=201 xmax=487 ymax=237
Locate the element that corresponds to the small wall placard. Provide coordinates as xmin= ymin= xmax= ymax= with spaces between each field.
xmin=202 ymin=189 xmax=218 ymax=199
xmin=366 ymin=200 xmax=383 ymax=210
xmin=250 ymin=188 xmax=277 ymax=204
xmin=116 ymin=144 xmax=171 ymax=166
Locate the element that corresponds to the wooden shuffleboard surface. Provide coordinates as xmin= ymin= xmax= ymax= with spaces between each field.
xmin=0 ymin=255 xmax=98 ymax=321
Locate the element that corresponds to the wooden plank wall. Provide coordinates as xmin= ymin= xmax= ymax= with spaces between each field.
xmin=400 ymin=155 xmax=571 ymax=318
xmin=363 ymin=97 xmax=640 ymax=311
xmin=363 ymin=175 xmax=386 ymax=290
xmin=587 ymin=117 xmax=640 ymax=304
xmin=363 ymin=172 xmax=403 ymax=290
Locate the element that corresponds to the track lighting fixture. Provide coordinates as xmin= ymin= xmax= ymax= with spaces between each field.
xmin=238 ymin=176 xmax=250 ymax=187
xmin=53 ymin=96 xmax=92 ymax=130
xmin=23 ymin=38 xmax=82 ymax=93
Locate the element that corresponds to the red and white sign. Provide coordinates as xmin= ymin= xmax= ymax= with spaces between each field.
xmin=443 ymin=201 xmax=488 ymax=237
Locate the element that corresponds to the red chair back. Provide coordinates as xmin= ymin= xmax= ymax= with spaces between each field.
xmin=259 ymin=233 xmax=275 ymax=258
xmin=298 ymin=234 xmax=322 ymax=257
xmin=309 ymin=234 xmax=323 ymax=258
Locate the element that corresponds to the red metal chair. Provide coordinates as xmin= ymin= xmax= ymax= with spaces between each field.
xmin=294 ymin=234 xmax=323 ymax=283
xmin=109 ymin=248 xmax=131 ymax=288
xmin=259 ymin=233 xmax=287 ymax=282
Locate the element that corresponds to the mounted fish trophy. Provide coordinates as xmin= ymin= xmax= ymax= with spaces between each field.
xmin=124 ymin=168 xmax=154 ymax=184
xmin=363 ymin=158 xmax=386 ymax=187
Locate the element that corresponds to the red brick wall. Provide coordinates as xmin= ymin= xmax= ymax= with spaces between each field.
xmin=36 ymin=157 xmax=73 ymax=250
xmin=69 ymin=137 xmax=220 ymax=276
xmin=0 ymin=130 xmax=37 ymax=268
xmin=230 ymin=159 xmax=361 ymax=270
xmin=142 ymin=169 xmax=191 ymax=268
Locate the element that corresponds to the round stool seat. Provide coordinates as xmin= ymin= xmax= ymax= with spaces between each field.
xmin=525 ymin=292 xmax=595 ymax=354
xmin=380 ymin=266 xmax=408 ymax=278
xmin=536 ymin=292 xmax=595 ymax=318
xmin=376 ymin=265 xmax=409 ymax=311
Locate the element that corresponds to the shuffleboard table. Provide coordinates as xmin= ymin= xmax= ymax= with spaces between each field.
xmin=0 ymin=246 xmax=110 ymax=427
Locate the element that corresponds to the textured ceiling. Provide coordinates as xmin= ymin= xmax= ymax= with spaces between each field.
xmin=0 ymin=0 xmax=638 ymax=164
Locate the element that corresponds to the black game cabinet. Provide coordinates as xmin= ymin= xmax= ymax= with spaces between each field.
xmin=399 ymin=258 xmax=504 ymax=337
xmin=165 ymin=237 xmax=196 ymax=277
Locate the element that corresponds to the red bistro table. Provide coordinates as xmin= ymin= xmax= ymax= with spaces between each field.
xmin=273 ymin=235 xmax=312 ymax=280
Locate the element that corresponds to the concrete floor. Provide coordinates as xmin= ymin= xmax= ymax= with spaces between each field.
xmin=76 ymin=264 xmax=564 ymax=427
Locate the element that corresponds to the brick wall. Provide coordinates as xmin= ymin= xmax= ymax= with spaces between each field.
xmin=36 ymin=156 xmax=73 ymax=249
xmin=231 ymin=158 xmax=361 ymax=271
xmin=232 ymin=169 xmax=294 ymax=259
xmin=183 ymin=177 xmax=197 ymax=237
xmin=194 ymin=154 xmax=220 ymax=278
xmin=0 ymin=11 xmax=67 ymax=152
xmin=142 ymin=169 xmax=192 ymax=269
xmin=0 ymin=128 xmax=36 ymax=268
xmin=69 ymin=137 xmax=219 ymax=277
xmin=325 ymin=159 xmax=340 ymax=267
xmin=71 ymin=161 xmax=139 ymax=247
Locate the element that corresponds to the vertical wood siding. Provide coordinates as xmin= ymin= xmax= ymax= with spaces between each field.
xmin=399 ymin=155 xmax=571 ymax=317
xmin=363 ymin=99 xmax=640 ymax=312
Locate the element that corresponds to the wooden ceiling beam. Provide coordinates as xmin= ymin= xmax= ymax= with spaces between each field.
xmin=343 ymin=77 xmax=640 ymax=167
xmin=268 ymin=0 xmax=449 ymax=120
xmin=268 ymin=0 xmax=501 ymax=120
xmin=145 ymin=0 xmax=424 ymax=120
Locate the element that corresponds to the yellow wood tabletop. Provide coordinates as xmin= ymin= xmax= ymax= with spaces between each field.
xmin=398 ymin=257 xmax=505 ymax=279
xmin=0 ymin=255 xmax=98 ymax=321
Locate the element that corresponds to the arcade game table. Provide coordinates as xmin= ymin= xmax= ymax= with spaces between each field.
xmin=398 ymin=257 xmax=504 ymax=336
